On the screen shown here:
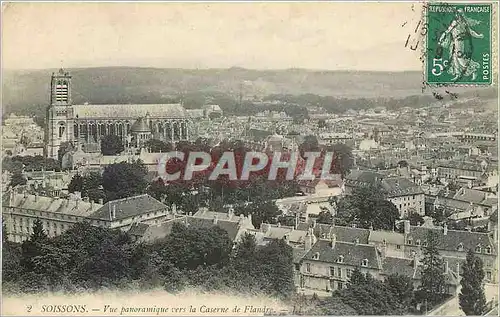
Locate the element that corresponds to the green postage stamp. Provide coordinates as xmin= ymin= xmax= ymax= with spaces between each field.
xmin=425 ymin=3 xmax=493 ymax=85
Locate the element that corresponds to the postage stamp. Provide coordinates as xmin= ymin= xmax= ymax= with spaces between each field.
xmin=425 ymin=2 xmax=493 ymax=85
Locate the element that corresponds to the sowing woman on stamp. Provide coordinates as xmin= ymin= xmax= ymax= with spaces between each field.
xmin=438 ymin=8 xmax=484 ymax=81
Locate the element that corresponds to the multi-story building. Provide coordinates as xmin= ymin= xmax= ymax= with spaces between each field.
xmin=344 ymin=170 xmax=425 ymax=217
xmin=291 ymin=219 xmax=498 ymax=296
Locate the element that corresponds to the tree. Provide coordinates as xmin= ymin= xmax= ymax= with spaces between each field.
xmin=385 ymin=274 xmax=415 ymax=311
xmin=329 ymin=143 xmax=354 ymax=178
xmin=101 ymin=135 xmax=124 ymax=156
xmin=336 ymin=185 xmax=400 ymax=230
xmin=147 ymin=178 xmax=167 ymax=201
xmin=317 ymin=210 xmax=334 ymax=224
xmin=68 ymin=173 xmax=84 ymax=193
xmin=163 ymin=223 xmax=233 ymax=271
xmin=144 ymin=139 xmax=172 ymax=153
xmin=459 ymin=249 xmax=487 ymax=315
xmin=418 ymin=231 xmax=446 ymax=305
xmin=256 ymin=239 xmax=295 ymax=299
xmin=68 ymin=172 xmax=105 ymax=202
xmin=102 ymin=160 xmax=148 ymax=201
xmin=336 ymin=271 xmax=405 ymax=315
xmin=9 ymin=171 xmax=27 ymax=188
xmin=406 ymin=209 xmax=424 ymax=226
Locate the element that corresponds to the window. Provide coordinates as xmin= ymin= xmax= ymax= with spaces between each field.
xmin=396 ymin=245 xmax=401 ymax=250
xmin=485 ymin=246 xmax=492 ymax=254
xmin=408 ymin=238 xmax=413 ymax=245
xmin=337 ymin=268 xmax=342 ymax=278
xmin=337 ymin=255 xmax=344 ymax=263
xmin=422 ymin=241 xmax=427 ymax=247
xmin=475 ymin=245 xmax=482 ymax=253
xmin=294 ymin=264 xmax=300 ymax=271
xmin=416 ymin=240 xmax=421 ymax=246
xmin=486 ymin=271 xmax=492 ymax=281
xmin=338 ymin=282 xmax=344 ymax=290
xmin=313 ymin=252 xmax=320 ymax=260
xmin=346 ymin=269 xmax=353 ymax=279
xmin=457 ymin=243 xmax=464 ymax=251
xmin=361 ymin=259 xmax=369 ymax=267
xmin=306 ymin=263 xmax=311 ymax=273
xmin=330 ymin=267 xmax=335 ymax=276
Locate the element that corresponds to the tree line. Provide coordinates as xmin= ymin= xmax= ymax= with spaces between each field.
xmin=2 ymin=220 xmax=294 ymax=299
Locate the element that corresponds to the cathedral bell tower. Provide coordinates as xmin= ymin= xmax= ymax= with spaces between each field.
xmin=45 ymin=68 xmax=75 ymax=159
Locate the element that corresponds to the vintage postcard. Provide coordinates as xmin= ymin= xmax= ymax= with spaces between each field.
xmin=1 ymin=1 xmax=498 ymax=316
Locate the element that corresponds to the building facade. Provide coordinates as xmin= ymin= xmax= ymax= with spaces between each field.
xmin=45 ymin=69 xmax=192 ymax=159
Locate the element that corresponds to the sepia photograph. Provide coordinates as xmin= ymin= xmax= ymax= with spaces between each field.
xmin=1 ymin=1 xmax=499 ymax=316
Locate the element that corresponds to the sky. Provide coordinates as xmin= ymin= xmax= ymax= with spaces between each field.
xmin=2 ymin=2 xmax=424 ymax=71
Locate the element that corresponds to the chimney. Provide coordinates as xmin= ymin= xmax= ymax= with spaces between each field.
xmin=413 ymin=257 xmax=418 ymax=271
xmin=112 ymin=204 xmax=116 ymax=219
xmin=444 ymin=260 xmax=449 ymax=274
xmin=294 ymin=213 xmax=299 ymax=230
xmin=330 ymin=234 xmax=337 ymax=249
xmin=404 ymin=220 xmax=411 ymax=235
xmin=284 ymin=234 xmax=290 ymax=245
xmin=443 ymin=223 xmax=448 ymax=236
xmin=213 ymin=215 xmax=218 ymax=225
xmin=34 ymin=193 xmax=38 ymax=202
xmin=98 ymin=198 xmax=104 ymax=205
xmin=354 ymin=238 xmax=360 ymax=245
xmin=456 ymin=262 xmax=460 ymax=276
xmin=277 ymin=222 xmax=281 ymax=228
xmin=305 ymin=228 xmax=315 ymax=250
xmin=312 ymin=219 xmax=317 ymax=228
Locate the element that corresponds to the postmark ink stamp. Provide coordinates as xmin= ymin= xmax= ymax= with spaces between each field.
xmin=425 ymin=3 xmax=492 ymax=86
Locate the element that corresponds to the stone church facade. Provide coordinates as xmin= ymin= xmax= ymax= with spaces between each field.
xmin=45 ymin=69 xmax=192 ymax=158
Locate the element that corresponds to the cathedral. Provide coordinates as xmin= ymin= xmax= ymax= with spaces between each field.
xmin=45 ymin=69 xmax=193 ymax=158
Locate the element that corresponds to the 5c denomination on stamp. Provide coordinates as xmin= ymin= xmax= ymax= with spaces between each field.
xmin=425 ymin=3 xmax=492 ymax=86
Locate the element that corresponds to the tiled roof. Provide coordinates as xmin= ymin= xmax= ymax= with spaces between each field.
xmin=381 ymin=257 xmax=415 ymax=277
xmin=303 ymin=239 xmax=381 ymax=270
xmin=382 ymin=177 xmax=424 ymax=197
xmin=296 ymin=222 xmax=371 ymax=244
xmin=3 ymin=192 xmax=102 ymax=217
xmin=292 ymin=248 xmax=309 ymax=264
xmin=346 ymin=171 xmax=423 ymax=197
xmin=369 ymin=230 xmax=405 ymax=245
xmin=407 ymin=226 xmax=496 ymax=255
xmin=345 ymin=170 xmax=385 ymax=184
xmin=140 ymin=216 xmax=242 ymax=242
xmin=453 ymin=188 xmax=488 ymax=204
xmin=91 ymin=194 xmax=168 ymax=221
xmin=437 ymin=160 xmax=484 ymax=172
xmin=72 ymin=104 xmax=186 ymax=119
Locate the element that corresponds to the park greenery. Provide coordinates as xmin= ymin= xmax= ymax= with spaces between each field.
xmin=2 ymin=221 xmax=295 ymax=300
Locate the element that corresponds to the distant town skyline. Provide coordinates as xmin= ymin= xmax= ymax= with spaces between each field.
xmin=2 ymin=2 xmax=423 ymax=71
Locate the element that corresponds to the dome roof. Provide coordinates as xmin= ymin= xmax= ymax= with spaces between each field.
xmin=131 ymin=117 xmax=151 ymax=133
